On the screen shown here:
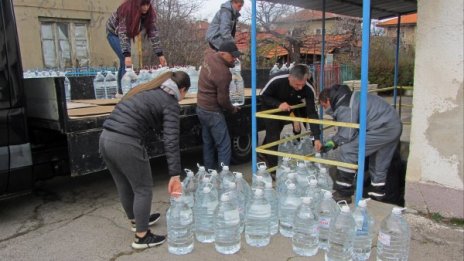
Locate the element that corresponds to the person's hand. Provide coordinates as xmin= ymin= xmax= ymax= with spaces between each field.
xmin=168 ymin=175 xmax=182 ymax=197
xmin=320 ymin=140 xmax=336 ymax=153
xmin=158 ymin=56 xmax=167 ymax=67
xmin=124 ymin=57 xmax=132 ymax=67
xmin=314 ymin=140 xmax=322 ymax=152
xmin=279 ymin=102 xmax=292 ymax=112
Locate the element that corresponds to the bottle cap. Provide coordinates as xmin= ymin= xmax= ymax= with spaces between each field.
xmin=341 ymin=205 xmax=350 ymax=213
xmin=222 ymin=166 xmax=229 ymax=171
xmin=302 ymin=197 xmax=311 ymax=204
xmin=203 ymin=187 xmax=211 ymax=193
xmin=234 ymin=172 xmax=243 ymax=178
xmin=202 ymin=177 xmax=210 ymax=183
xmin=255 ymin=189 xmax=263 ymax=196
xmin=320 ymin=168 xmax=327 ymax=174
xmin=221 ymin=194 xmax=229 ymax=201
xmin=288 ymin=183 xmax=296 ymax=190
xmin=392 ymin=207 xmax=404 ymax=215
xmin=265 ymin=182 xmax=272 ymax=189
xmin=324 ymin=191 xmax=333 ymax=199
xmin=358 ymin=198 xmax=370 ymax=208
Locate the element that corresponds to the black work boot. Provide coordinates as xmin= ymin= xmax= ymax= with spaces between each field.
xmin=333 ymin=168 xmax=355 ymax=204
xmin=365 ymin=182 xmax=386 ymax=201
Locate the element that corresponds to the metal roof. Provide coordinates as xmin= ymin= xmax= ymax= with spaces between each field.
xmin=259 ymin=0 xmax=417 ymax=19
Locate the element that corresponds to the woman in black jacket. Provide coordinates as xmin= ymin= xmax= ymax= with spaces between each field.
xmin=99 ymin=71 xmax=189 ymax=249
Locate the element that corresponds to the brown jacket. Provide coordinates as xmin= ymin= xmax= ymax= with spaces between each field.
xmin=197 ymin=51 xmax=235 ymax=112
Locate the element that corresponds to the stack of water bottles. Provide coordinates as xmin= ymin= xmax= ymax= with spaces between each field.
xmin=166 ymin=160 xmax=411 ymax=260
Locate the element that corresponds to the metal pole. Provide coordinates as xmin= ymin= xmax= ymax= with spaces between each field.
xmin=393 ymin=14 xmax=401 ymax=108
xmin=251 ymin=0 xmax=257 ymax=174
xmin=355 ymin=0 xmax=371 ymax=204
xmin=319 ymin=0 xmax=326 ymax=141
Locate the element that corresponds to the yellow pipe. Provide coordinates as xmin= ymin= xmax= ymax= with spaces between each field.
xmin=256 ymin=112 xmax=360 ymax=129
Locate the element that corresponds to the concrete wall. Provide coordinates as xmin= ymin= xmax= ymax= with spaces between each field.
xmin=406 ymin=0 xmax=464 ymax=218
xmin=13 ymin=0 xmax=118 ymax=69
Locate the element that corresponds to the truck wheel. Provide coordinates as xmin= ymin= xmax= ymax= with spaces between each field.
xmin=230 ymin=133 xmax=251 ymax=164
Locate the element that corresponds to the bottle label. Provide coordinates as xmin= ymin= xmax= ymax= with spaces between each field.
xmin=319 ymin=217 xmax=331 ymax=229
xmin=378 ymin=231 xmax=391 ymax=246
xmin=224 ymin=210 xmax=240 ymax=225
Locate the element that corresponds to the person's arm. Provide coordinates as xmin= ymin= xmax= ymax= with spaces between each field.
xmin=260 ymin=77 xmax=284 ymax=109
xmin=331 ymin=106 xmax=358 ymax=146
xmin=304 ymin=83 xmax=321 ymax=141
xmin=216 ymin=69 xmax=236 ymax=112
xmin=147 ymin=16 xmax=166 ymax=66
xmin=116 ymin=16 xmax=131 ymax=60
xmin=162 ymin=103 xmax=183 ymax=195
xmin=218 ymin=8 xmax=235 ymax=43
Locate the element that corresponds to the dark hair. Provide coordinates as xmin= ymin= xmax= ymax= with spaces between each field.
xmin=289 ymin=64 xmax=310 ymax=80
xmin=232 ymin=0 xmax=244 ymax=3
xmin=319 ymin=87 xmax=331 ymax=103
xmin=123 ymin=71 xmax=190 ymax=100
xmin=117 ymin=0 xmax=156 ymax=39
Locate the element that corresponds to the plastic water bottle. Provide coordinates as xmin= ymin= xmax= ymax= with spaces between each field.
xmin=208 ymin=169 xmax=220 ymax=190
xmin=269 ymin=63 xmax=280 ymax=76
xmin=326 ymin=204 xmax=356 ymax=261
xmin=214 ymin=194 xmax=241 ymax=254
xmin=137 ymin=69 xmax=150 ymax=85
xmin=220 ymin=164 xmax=235 ymax=188
xmin=195 ymin=176 xmax=211 ymax=199
xmin=376 ymin=207 xmax=410 ymax=261
xmin=276 ymin=157 xmax=292 ymax=182
xmin=278 ymin=172 xmax=296 ymax=197
xmin=167 ymin=196 xmax=194 ymax=255
xmin=296 ymin=161 xmax=310 ymax=196
xmin=234 ymin=172 xmax=251 ymax=233
xmin=195 ymin=164 xmax=207 ymax=184
xmin=93 ymin=72 xmax=106 ymax=99
xmin=293 ymin=197 xmax=319 ymax=256
xmin=187 ymin=66 xmax=199 ymax=94
xmin=279 ymin=183 xmax=301 ymax=237
xmin=64 ymin=76 xmax=71 ymax=101
xmin=317 ymin=191 xmax=339 ymax=251
xmin=182 ymin=170 xmax=196 ymax=208
xmin=104 ymin=71 xmax=118 ymax=98
xmin=194 ymin=185 xmax=218 ymax=243
xmin=318 ymin=167 xmax=334 ymax=192
xmin=353 ymin=199 xmax=375 ymax=261
xmin=245 ymin=189 xmax=271 ymax=247
xmin=121 ymin=67 xmax=138 ymax=95
xmin=253 ymin=162 xmax=272 ymax=188
xmin=234 ymin=172 xmax=252 ymax=202
xmin=263 ymin=182 xmax=279 ymax=235
xmin=304 ymin=176 xmax=322 ymax=208
xmin=229 ymin=60 xmax=244 ymax=106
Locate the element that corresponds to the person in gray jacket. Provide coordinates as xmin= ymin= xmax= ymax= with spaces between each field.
xmin=205 ymin=0 xmax=244 ymax=51
xmin=99 ymin=71 xmax=189 ymax=249
xmin=319 ymin=84 xmax=402 ymax=203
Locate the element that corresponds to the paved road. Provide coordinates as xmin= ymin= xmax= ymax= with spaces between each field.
xmin=0 ymin=149 xmax=462 ymax=261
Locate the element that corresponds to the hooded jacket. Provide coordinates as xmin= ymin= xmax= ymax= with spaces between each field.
xmin=328 ymin=85 xmax=401 ymax=146
xmin=103 ymin=79 xmax=181 ymax=176
xmin=205 ymin=1 xmax=241 ymax=50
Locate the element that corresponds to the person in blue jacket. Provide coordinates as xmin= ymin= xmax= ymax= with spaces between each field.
xmin=205 ymin=0 xmax=244 ymax=51
xmin=319 ymin=84 xmax=402 ymax=204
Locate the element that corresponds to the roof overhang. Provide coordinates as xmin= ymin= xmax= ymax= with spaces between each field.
xmin=259 ymin=0 xmax=417 ymax=20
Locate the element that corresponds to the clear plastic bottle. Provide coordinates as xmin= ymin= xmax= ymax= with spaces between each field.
xmin=326 ymin=204 xmax=356 ymax=261
xmin=234 ymin=172 xmax=251 ymax=233
xmin=104 ymin=71 xmax=118 ymax=98
xmin=187 ymin=66 xmax=199 ymax=94
xmin=304 ymin=176 xmax=322 ymax=208
xmin=121 ymin=67 xmax=138 ymax=95
xmin=93 ymin=72 xmax=106 ymax=99
xmin=276 ymin=157 xmax=292 ymax=182
xmin=245 ymin=189 xmax=271 ymax=247
xmin=208 ymin=169 xmax=220 ymax=190
xmin=183 ymin=168 xmax=198 ymax=194
xmin=293 ymin=197 xmax=319 ymax=256
xmin=64 ymin=76 xmax=71 ymax=101
xmin=220 ymin=164 xmax=235 ymax=189
xmin=229 ymin=60 xmax=244 ymax=106
xmin=269 ymin=63 xmax=280 ymax=76
xmin=194 ymin=185 xmax=218 ymax=243
xmin=296 ymin=161 xmax=310 ymax=196
xmin=253 ymin=162 xmax=273 ymax=188
xmin=278 ymin=172 xmax=297 ymax=197
xmin=194 ymin=163 xmax=207 ymax=184
xmin=317 ymin=191 xmax=339 ymax=251
xmin=263 ymin=182 xmax=279 ymax=235
xmin=279 ymin=183 xmax=301 ymax=237
xmin=182 ymin=170 xmax=196 ymax=208
xmin=167 ymin=196 xmax=194 ymax=255
xmin=234 ymin=172 xmax=252 ymax=202
xmin=214 ymin=194 xmax=241 ymax=254
xmin=353 ymin=199 xmax=375 ymax=261
xmin=376 ymin=207 xmax=410 ymax=261
xmin=317 ymin=167 xmax=334 ymax=192
xmin=195 ymin=176 xmax=211 ymax=199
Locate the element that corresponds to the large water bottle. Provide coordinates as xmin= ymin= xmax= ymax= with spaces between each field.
xmin=376 ymin=207 xmax=410 ymax=261
xmin=263 ymin=182 xmax=279 ymax=235
xmin=276 ymin=157 xmax=292 ymax=182
xmin=187 ymin=66 xmax=199 ymax=94
xmin=293 ymin=197 xmax=319 ymax=256
xmin=326 ymin=204 xmax=356 ymax=261
xmin=195 ymin=163 xmax=208 ymax=184
xmin=353 ymin=199 xmax=375 ymax=261
xmin=208 ymin=169 xmax=220 ymax=190
xmin=194 ymin=184 xmax=218 ymax=243
xmin=167 ymin=196 xmax=194 ymax=255
xmin=304 ymin=176 xmax=322 ymax=208
xmin=279 ymin=183 xmax=301 ymax=237
xmin=234 ymin=172 xmax=252 ymax=203
xmin=220 ymin=164 xmax=235 ymax=188
xmin=121 ymin=67 xmax=138 ymax=95
xmin=269 ymin=63 xmax=280 ymax=76
xmin=64 ymin=76 xmax=71 ymax=101
xmin=104 ymin=71 xmax=118 ymax=98
xmin=234 ymin=172 xmax=251 ymax=233
xmin=296 ymin=161 xmax=310 ymax=196
xmin=318 ymin=167 xmax=334 ymax=192
xmin=214 ymin=194 xmax=241 ymax=254
xmin=182 ymin=169 xmax=196 ymax=208
xmin=93 ymin=72 xmax=106 ymax=99
xmin=278 ymin=172 xmax=297 ymax=197
xmin=229 ymin=60 xmax=244 ymax=106
xmin=245 ymin=189 xmax=271 ymax=247
xmin=253 ymin=162 xmax=272 ymax=188
xmin=317 ymin=191 xmax=339 ymax=251
xmin=137 ymin=69 xmax=151 ymax=85
xmin=195 ymin=176 xmax=211 ymax=199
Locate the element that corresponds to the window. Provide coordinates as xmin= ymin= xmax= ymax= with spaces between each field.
xmin=40 ymin=19 xmax=90 ymax=69
xmin=315 ymin=28 xmax=322 ymax=35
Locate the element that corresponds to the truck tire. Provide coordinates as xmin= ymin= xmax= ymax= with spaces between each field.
xmin=230 ymin=133 xmax=251 ymax=164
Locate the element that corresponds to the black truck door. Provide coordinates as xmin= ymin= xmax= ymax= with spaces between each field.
xmin=0 ymin=0 xmax=33 ymax=196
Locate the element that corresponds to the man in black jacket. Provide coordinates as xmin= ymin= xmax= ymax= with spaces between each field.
xmin=260 ymin=64 xmax=322 ymax=168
